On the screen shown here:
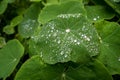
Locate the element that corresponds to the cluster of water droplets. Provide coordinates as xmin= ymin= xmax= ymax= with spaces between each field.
xmin=21 ymin=19 xmax=36 ymax=36
xmin=57 ymin=13 xmax=81 ymax=18
xmin=31 ymin=14 xmax=100 ymax=63
xmin=93 ymin=16 xmax=100 ymax=21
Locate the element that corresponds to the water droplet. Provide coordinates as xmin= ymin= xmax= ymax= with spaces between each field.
xmin=93 ymin=18 xmax=97 ymax=21
xmin=65 ymin=55 xmax=67 ymax=58
xmin=60 ymin=51 xmax=64 ymax=55
xmin=53 ymin=33 xmax=57 ymax=37
xmin=77 ymin=42 xmax=80 ymax=45
xmin=118 ymin=57 xmax=120 ymax=61
xmin=58 ymin=40 xmax=61 ymax=44
xmin=65 ymin=29 xmax=70 ymax=33
xmin=74 ymin=39 xmax=77 ymax=42
xmin=62 ymin=73 xmax=66 ymax=78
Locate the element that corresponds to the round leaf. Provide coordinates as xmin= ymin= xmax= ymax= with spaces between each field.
xmin=31 ymin=14 xmax=100 ymax=64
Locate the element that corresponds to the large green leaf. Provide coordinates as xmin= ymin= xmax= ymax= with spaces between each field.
xmin=18 ymin=3 xmax=41 ymax=38
xmin=30 ymin=14 xmax=100 ymax=64
xmin=38 ymin=1 xmax=86 ymax=24
xmin=85 ymin=5 xmax=115 ymax=22
xmin=0 ymin=39 xmax=24 ymax=78
xmin=94 ymin=20 xmax=120 ymax=74
xmin=15 ymin=55 xmax=112 ymax=80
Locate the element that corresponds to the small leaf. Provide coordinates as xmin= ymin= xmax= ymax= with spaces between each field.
xmin=18 ymin=3 xmax=41 ymax=38
xmin=10 ymin=15 xmax=23 ymax=27
xmin=31 ymin=14 xmax=100 ymax=64
xmin=85 ymin=5 xmax=115 ymax=22
xmin=3 ymin=25 xmax=15 ymax=34
xmin=15 ymin=55 xmax=113 ymax=80
xmin=94 ymin=20 xmax=120 ymax=74
xmin=38 ymin=1 xmax=86 ymax=24
xmin=0 ymin=39 xmax=24 ymax=78
xmin=3 ymin=15 xmax=23 ymax=34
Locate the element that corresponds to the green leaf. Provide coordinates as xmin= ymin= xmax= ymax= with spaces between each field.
xmin=3 ymin=25 xmax=15 ymax=34
xmin=46 ymin=0 xmax=59 ymax=4
xmin=0 ymin=39 xmax=24 ymax=78
xmin=18 ymin=3 xmax=41 ymax=38
xmin=10 ymin=15 xmax=23 ymax=27
xmin=3 ymin=15 xmax=23 ymax=34
xmin=94 ymin=20 xmax=120 ymax=74
xmin=85 ymin=5 xmax=115 ymax=22
xmin=30 ymin=14 xmax=100 ymax=64
xmin=15 ymin=55 xmax=112 ymax=80
xmin=0 ymin=0 xmax=8 ymax=15
xmin=38 ymin=1 xmax=86 ymax=24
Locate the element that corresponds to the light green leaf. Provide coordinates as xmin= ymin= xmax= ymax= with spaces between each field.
xmin=0 ymin=0 xmax=8 ymax=15
xmin=0 ymin=39 xmax=24 ymax=78
xmin=30 ymin=14 xmax=100 ymax=64
xmin=18 ymin=3 xmax=41 ymax=38
xmin=3 ymin=25 xmax=15 ymax=34
xmin=10 ymin=15 xmax=23 ymax=27
xmin=38 ymin=1 xmax=86 ymax=24
xmin=15 ymin=55 xmax=112 ymax=80
xmin=94 ymin=20 xmax=120 ymax=74
xmin=3 ymin=15 xmax=23 ymax=34
xmin=85 ymin=5 xmax=115 ymax=22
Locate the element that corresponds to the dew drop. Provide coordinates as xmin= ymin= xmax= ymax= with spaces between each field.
xmin=77 ymin=42 xmax=80 ymax=45
xmin=118 ymin=57 xmax=120 ymax=61
xmin=60 ymin=51 xmax=64 ymax=55
xmin=65 ymin=29 xmax=70 ymax=33
xmin=93 ymin=18 xmax=97 ymax=21
xmin=74 ymin=39 xmax=77 ymax=43
xmin=65 ymin=55 xmax=67 ymax=58
xmin=58 ymin=40 xmax=61 ymax=44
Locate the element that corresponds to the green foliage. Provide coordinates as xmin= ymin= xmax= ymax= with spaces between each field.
xmin=15 ymin=55 xmax=112 ymax=80
xmin=0 ymin=39 xmax=24 ymax=79
xmin=0 ymin=0 xmax=120 ymax=80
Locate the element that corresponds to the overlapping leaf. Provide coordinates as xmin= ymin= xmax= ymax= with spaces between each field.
xmin=15 ymin=55 xmax=112 ymax=80
xmin=0 ymin=39 xmax=24 ymax=78
xmin=38 ymin=1 xmax=86 ymax=24
xmin=18 ymin=3 xmax=41 ymax=38
xmin=31 ymin=14 xmax=100 ymax=64
xmin=85 ymin=5 xmax=115 ymax=22
xmin=94 ymin=20 xmax=120 ymax=74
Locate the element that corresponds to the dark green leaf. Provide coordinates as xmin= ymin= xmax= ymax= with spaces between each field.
xmin=95 ymin=20 xmax=120 ymax=74
xmin=15 ymin=55 xmax=112 ymax=80
xmin=0 ymin=39 xmax=24 ymax=78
